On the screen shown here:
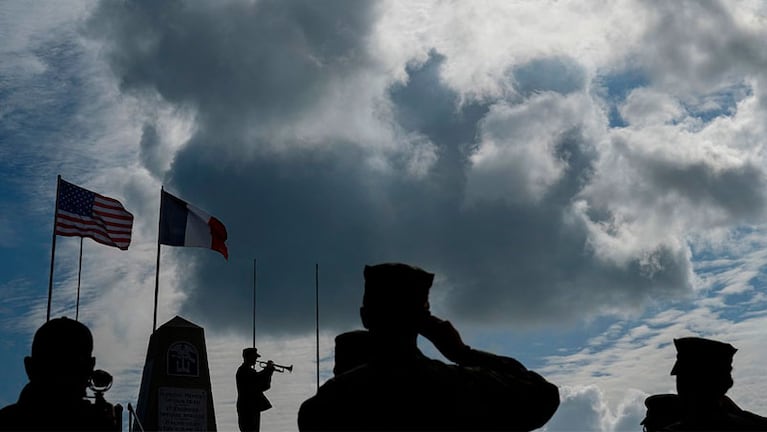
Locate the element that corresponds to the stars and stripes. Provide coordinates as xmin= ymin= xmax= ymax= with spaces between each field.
xmin=55 ymin=178 xmax=134 ymax=250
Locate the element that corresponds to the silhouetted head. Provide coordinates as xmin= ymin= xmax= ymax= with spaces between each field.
xmin=23 ymin=317 xmax=95 ymax=399
xmin=243 ymin=347 xmax=261 ymax=365
xmin=360 ymin=263 xmax=434 ymax=336
xmin=333 ymin=330 xmax=371 ymax=376
xmin=671 ymin=337 xmax=736 ymax=401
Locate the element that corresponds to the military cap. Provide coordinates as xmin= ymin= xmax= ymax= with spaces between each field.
xmin=242 ymin=347 xmax=261 ymax=359
xmin=32 ymin=316 xmax=93 ymax=360
xmin=670 ymin=337 xmax=737 ymax=376
xmin=362 ymin=263 xmax=434 ymax=310
xmin=335 ymin=330 xmax=371 ymax=354
xmin=333 ymin=330 xmax=371 ymax=375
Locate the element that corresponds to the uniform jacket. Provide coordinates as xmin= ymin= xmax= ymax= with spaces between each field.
xmin=0 ymin=383 xmax=117 ymax=431
xmin=642 ymin=393 xmax=767 ymax=432
xmin=236 ymin=364 xmax=273 ymax=413
xmin=297 ymin=349 xmax=559 ymax=431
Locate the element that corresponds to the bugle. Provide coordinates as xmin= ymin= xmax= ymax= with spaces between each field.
xmin=256 ymin=360 xmax=293 ymax=373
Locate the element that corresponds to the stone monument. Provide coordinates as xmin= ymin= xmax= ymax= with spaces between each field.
xmin=135 ymin=316 xmax=217 ymax=431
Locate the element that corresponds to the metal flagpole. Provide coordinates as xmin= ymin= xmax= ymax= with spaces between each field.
xmin=252 ymin=259 xmax=266 ymax=383
xmin=46 ymin=175 xmax=61 ymax=322
xmin=315 ymin=262 xmax=320 ymax=391
xmin=75 ymin=238 xmax=83 ymax=321
xmin=153 ymin=186 xmax=164 ymax=333
xmin=128 ymin=403 xmax=134 ymax=432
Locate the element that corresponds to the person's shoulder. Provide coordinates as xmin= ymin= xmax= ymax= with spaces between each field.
xmin=0 ymin=402 xmax=18 ymax=416
xmin=0 ymin=402 xmax=29 ymax=431
xmin=725 ymin=398 xmax=767 ymax=430
xmin=304 ymin=366 xmax=379 ymax=404
xmin=297 ymin=379 xmax=346 ymax=432
xmin=735 ymin=410 xmax=767 ymax=429
xmin=411 ymin=352 xmax=451 ymax=372
xmin=236 ymin=363 xmax=253 ymax=376
xmin=330 ymin=363 xmax=379 ymax=385
xmin=303 ymin=376 xmax=344 ymax=403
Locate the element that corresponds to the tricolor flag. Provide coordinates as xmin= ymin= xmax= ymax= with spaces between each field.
xmin=55 ymin=178 xmax=134 ymax=250
xmin=159 ymin=190 xmax=228 ymax=259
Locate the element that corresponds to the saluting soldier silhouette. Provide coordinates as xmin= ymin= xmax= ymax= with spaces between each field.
xmin=298 ymin=262 xmax=560 ymax=431
xmin=642 ymin=337 xmax=767 ymax=431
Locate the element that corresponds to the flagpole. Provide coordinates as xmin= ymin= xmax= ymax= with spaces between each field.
xmin=46 ymin=175 xmax=61 ymax=322
xmin=153 ymin=186 xmax=164 ymax=333
xmin=315 ymin=262 xmax=319 ymax=391
xmin=75 ymin=238 xmax=83 ymax=321
xmin=253 ymin=258 xmax=256 ymax=348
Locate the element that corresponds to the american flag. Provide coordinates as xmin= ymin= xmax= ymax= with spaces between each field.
xmin=55 ymin=178 xmax=134 ymax=250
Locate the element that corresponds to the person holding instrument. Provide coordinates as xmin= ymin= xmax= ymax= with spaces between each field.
xmin=297 ymin=262 xmax=560 ymax=431
xmin=236 ymin=347 xmax=275 ymax=432
xmin=0 ymin=317 xmax=119 ymax=431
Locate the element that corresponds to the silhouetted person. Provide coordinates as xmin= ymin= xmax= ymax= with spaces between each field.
xmin=332 ymin=330 xmax=371 ymax=376
xmin=297 ymin=262 xmax=560 ymax=431
xmin=236 ymin=347 xmax=275 ymax=432
xmin=641 ymin=337 xmax=767 ymax=431
xmin=0 ymin=317 xmax=119 ymax=431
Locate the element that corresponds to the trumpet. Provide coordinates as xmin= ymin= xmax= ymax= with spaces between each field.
xmin=256 ymin=360 xmax=293 ymax=373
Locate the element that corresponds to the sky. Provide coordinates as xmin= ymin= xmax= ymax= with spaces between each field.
xmin=2 ymin=0 xmax=767 ymax=430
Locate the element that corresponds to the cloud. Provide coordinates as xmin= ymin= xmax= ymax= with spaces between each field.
xmin=0 ymin=1 xmax=91 ymax=79
xmin=467 ymin=91 xmax=600 ymax=204
xmin=85 ymin=0 xmax=387 ymax=155
xmin=579 ymin=91 xmax=767 ymax=266
xmin=619 ymin=88 xmax=685 ymax=127
xmin=78 ymin=0 xmax=767 ymax=338
xmin=637 ymin=1 xmax=767 ymax=96
xmin=5 ymin=1 xmax=767 ymax=431
xmin=544 ymin=385 xmax=647 ymax=432
xmin=538 ymin=241 xmax=767 ymax=425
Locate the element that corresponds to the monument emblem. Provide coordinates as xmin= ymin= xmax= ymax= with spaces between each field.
xmin=168 ymin=342 xmax=199 ymax=377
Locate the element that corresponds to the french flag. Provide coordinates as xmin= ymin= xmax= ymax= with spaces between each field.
xmin=159 ymin=190 xmax=228 ymax=259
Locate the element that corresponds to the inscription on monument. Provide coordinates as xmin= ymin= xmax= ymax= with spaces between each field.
xmin=158 ymin=387 xmax=207 ymax=431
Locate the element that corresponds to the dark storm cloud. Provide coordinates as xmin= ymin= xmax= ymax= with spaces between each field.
xmin=604 ymin=137 xmax=767 ymax=225
xmin=87 ymin=0 xmax=700 ymax=335
xmin=85 ymin=0 xmax=394 ymax=333
xmin=645 ymin=159 xmax=767 ymax=222
xmin=389 ymin=51 xmax=490 ymax=199
xmin=86 ymin=0 xmax=377 ymax=134
xmin=443 ymin=128 xmax=691 ymax=324
xmin=196 ymin=51 xmax=690 ymax=332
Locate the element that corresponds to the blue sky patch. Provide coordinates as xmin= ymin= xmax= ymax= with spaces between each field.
xmin=682 ymin=84 xmax=752 ymax=124
xmin=594 ymin=68 xmax=650 ymax=128
xmin=511 ymin=56 xmax=587 ymax=97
